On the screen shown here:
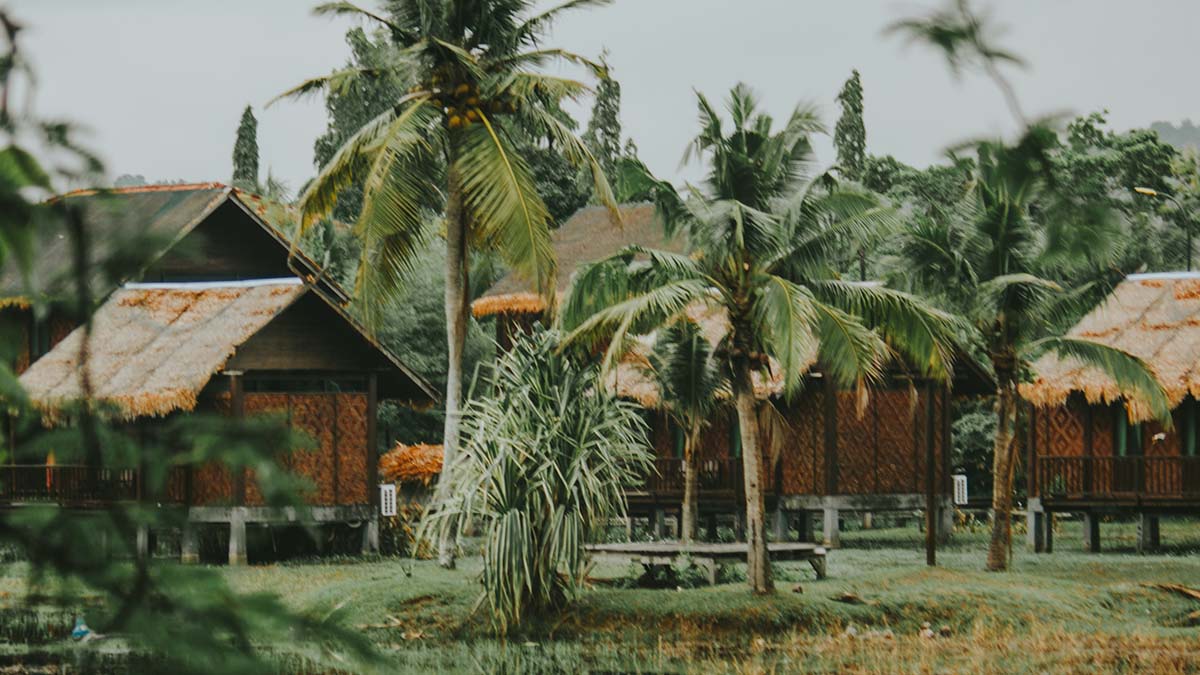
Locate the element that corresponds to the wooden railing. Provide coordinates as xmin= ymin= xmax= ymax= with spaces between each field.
xmin=642 ymin=457 xmax=745 ymax=497
xmin=1037 ymin=456 xmax=1200 ymax=501
xmin=0 ymin=465 xmax=188 ymax=506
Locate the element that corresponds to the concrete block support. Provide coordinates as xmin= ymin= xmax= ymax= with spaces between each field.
xmin=181 ymin=523 xmax=200 ymax=564
xmin=1026 ymin=499 xmax=1048 ymax=553
xmin=1137 ymin=514 xmax=1160 ymax=553
xmin=822 ymin=507 xmax=840 ymax=548
xmin=733 ymin=510 xmax=745 ymax=542
xmin=652 ymin=508 xmax=666 ymax=540
xmin=228 ymin=507 xmax=248 ymax=566
xmin=362 ymin=517 xmax=380 ymax=555
xmin=1083 ymin=513 xmax=1101 ymax=553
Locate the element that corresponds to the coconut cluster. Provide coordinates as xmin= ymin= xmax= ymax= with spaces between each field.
xmin=416 ymin=78 xmax=518 ymax=129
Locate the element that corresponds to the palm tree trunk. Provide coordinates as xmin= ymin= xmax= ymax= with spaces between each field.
xmin=437 ymin=164 xmax=469 ymax=569
xmin=680 ymin=424 xmax=700 ymax=543
xmin=986 ymin=382 xmax=1019 ymax=571
xmin=733 ymin=363 xmax=773 ymax=594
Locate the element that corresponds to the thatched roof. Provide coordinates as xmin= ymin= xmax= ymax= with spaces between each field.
xmin=19 ymin=280 xmax=308 ymax=419
xmin=472 ymin=203 xmax=685 ymax=317
xmin=603 ymin=303 xmax=801 ymax=407
xmin=1021 ymin=272 xmax=1200 ymax=420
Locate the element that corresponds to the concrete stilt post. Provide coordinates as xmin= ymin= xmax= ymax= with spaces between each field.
xmin=228 ymin=508 xmax=248 ymax=566
xmin=772 ymin=508 xmax=789 ymax=541
xmin=136 ymin=525 xmax=150 ymax=562
xmin=181 ymin=522 xmax=200 ymax=564
xmin=652 ymin=508 xmax=666 ymax=540
xmin=362 ymin=517 xmax=380 ymax=555
xmin=822 ymin=507 xmax=840 ymax=548
xmin=795 ymin=511 xmax=812 ymax=543
xmin=1137 ymin=514 xmax=1160 ymax=553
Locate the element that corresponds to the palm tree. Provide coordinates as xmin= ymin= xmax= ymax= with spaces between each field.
xmin=561 ymin=84 xmax=965 ymax=594
xmin=275 ymin=0 xmax=618 ymax=567
xmin=889 ymin=131 xmax=1172 ymax=571
xmin=648 ymin=319 xmax=724 ymax=543
xmin=888 ymin=0 xmax=1172 ymax=572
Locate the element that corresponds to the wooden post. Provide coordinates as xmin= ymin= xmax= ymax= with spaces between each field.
xmin=1083 ymin=405 xmax=1094 ymax=498
xmin=924 ymin=382 xmax=937 ymax=567
xmin=229 ymin=372 xmax=246 ymax=506
xmin=367 ymin=373 xmax=379 ymax=510
xmin=823 ymin=378 xmax=838 ymax=496
xmin=1027 ymin=403 xmax=1038 ymax=500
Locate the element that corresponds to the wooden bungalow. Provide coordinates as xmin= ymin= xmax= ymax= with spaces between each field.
xmin=473 ymin=204 xmax=991 ymax=547
xmin=1021 ymin=272 xmax=1200 ymax=553
xmin=0 ymin=183 xmax=436 ymax=564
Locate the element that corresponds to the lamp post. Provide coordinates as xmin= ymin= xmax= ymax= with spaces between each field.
xmin=1135 ymin=187 xmax=1194 ymax=272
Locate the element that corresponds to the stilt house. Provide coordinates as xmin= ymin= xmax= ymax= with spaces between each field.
xmin=1021 ymin=271 xmax=1200 ymax=553
xmin=473 ymin=204 xmax=991 ymax=547
xmin=0 ymin=183 xmax=436 ymax=563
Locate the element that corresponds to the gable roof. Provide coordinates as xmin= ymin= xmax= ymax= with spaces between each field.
xmin=472 ymin=203 xmax=685 ymax=317
xmin=1021 ymin=272 xmax=1200 ymax=420
xmin=3 ymin=183 xmax=347 ymax=305
xmin=8 ymin=183 xmax=436 ymax=406
xmin=21 ymin=280 xmax=307 ymax=418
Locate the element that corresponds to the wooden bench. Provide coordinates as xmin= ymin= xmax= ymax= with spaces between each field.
xmin=586 ymin=541 xmax=827 ymax=585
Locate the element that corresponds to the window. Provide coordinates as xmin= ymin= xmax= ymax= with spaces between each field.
xmin=1114 ymin=409 xmax=1143 ymax=457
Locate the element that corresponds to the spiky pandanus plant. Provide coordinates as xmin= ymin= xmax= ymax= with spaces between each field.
xmin=275 ymin=0 xmax=619 ymax=567
xmin=889 ymin=0 xmax=1172 ymax=571
xmin=560 ymin=84 xmax=966 ymax=594
xmin=648 ymin=319 xmax=725 ymax=543
xmin=422 ymin=329 xmax=652 ymax=632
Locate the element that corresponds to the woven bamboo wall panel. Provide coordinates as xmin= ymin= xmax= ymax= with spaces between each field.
xmin=1092 ymin=403 xmax=1114 ymax=456
xmin=779 ymin=392 xmax=820 ymax=495
xmin=874 ymin=389 xmax=920 ymax=494
xmin=336 ymin=393 xmax=369 ymax=504
xmin=242 ymin=393 xmax=290 ymax=506
xmin=192 ymin=464 xmax=233 ymax=505
xmin=1044 ymin=399 xmax=1087 ymax=457
xmin=835 ymin=392 xmax=877 ymax=495
xmin=290 ymin=394 xmax=337 ymax=505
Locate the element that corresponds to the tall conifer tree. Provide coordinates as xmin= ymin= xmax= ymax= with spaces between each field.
xmin=834 ymin=70 xmax=866 ymax=181
xmin=232 ymin=105 xmax=259 ymax=190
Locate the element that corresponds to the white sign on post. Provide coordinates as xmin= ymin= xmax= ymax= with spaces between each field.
xmin=380 ymin=484 xmax=397 ymax=517
xmin=952 ymin=474 xmax=969 ymax=506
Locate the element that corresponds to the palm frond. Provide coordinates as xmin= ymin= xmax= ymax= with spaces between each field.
xmin=525 ymin=106 xmax=619 ymax=223
xmin=312 ymin=2 xmax=408 ymax=36
xmin=809 ymin=298 xmax=889 ymax=391
xmin=512 ymin=0 xmax=615 ymax=47
xmin=269 ymin=67 xmax=395 ymax=106
xmin=752 ymin=275 xmax=819 ymax=395
xmin=811 ymin=280 xmax=966 ymax=381
xmin=487 ymin=48 xmax=605 ymax=78
xmin=458 ymin=111 xmax=556 ymax=301
xmin=1027 ymin=336 xmax=1171 ymax=424
xmin=297 ymin=96 xmax=434 ymax=232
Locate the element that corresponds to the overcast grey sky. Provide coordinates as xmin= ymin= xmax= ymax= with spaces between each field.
xmin=11 ymin=1 xmax=1200 ymax=192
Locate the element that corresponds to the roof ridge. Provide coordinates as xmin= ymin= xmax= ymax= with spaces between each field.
xmin=57 ymin=182 xmax=229 ymax=200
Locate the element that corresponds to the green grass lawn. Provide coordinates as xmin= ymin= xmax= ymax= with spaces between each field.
xmin=4 ymin=517 xmax=1200 ymax=673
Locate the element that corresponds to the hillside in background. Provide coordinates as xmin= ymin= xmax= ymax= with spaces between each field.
xmin=1151 ymin=119 xmax=1200 ymax=151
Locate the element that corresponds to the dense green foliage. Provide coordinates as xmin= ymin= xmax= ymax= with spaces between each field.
xmin=231 ymin=105 xmax=259 ymax=190
xmin=833 ymin=70 xmax=865 ymax=181
xmin=423 ymin=329 xmax=653 ymax=631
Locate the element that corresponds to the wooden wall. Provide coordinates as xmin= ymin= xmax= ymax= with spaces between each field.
xmin=646 ymin=384 xmax=949 ymax=497
xmin=142 ymin=201 xmax=295 ymax=283
xmin=191 ymin=390 xmax=370 ymax=507
xmin=1030 ymin=394 xmax=1188 ymax=459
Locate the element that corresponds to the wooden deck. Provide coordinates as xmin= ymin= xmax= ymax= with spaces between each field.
xmin=586 ymin=541 xmax=827 ymax=584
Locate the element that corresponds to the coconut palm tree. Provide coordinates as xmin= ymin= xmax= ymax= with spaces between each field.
xmin=648 ymin=319 xmax=725 ymax=543
xmin=560 ymin=84 xmax=966 ymax=594
xmin=889 ymin=131 xmax=1172 ymax=571
xmin=275 ymin=0 xmax=618 ymax=567
xmin=888 ymin=0 xmax=1173 ymax=572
